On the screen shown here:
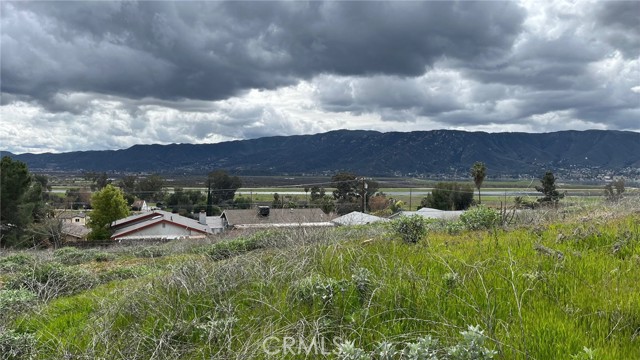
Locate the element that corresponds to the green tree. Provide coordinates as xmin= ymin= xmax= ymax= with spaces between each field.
xmin=332 ymin=172 xmax=359 ymax=202
xmin=165 ymin=188 xmax=206 ymax=214
xmin=471 ymin=162 xmax=487 ymax=205
xmin=206 ymin=170 xmax=242 ymax=214
xmin=1 ymin=157 xmax=45 ymax=247
xmin=88 ymin=184 xmax=129 ymax=240
xmin=136 ymin=174 xmax=165 ymax=201
xmin=535 ymin=171 xmax=564 ymax=206
xmin=272 ymin=193 xmax=283 ymax=208
xmin=317 ymin=195 xmax=336 ymax=214
xmin=118 ymin=175 xmax=137 ymax=194
xmin=234 ymin=196 xmax=252 ymax=209
xmin=65 ymin=187 xmax=91 ymax=210
xmin=84 ymin=172 xmax=111 ymax=191
xmin=309 ymin=186 xmax=326 ymax=202
xmin=604 ymin=178 xmax=625 ymax=202
xmin=421 ymin=182 xmax=474 ymax=211
xmin=331 ymin=173 xmax=379 ymax=214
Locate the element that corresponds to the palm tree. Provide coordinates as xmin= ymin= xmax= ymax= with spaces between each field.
xmin=471 ymin=162 xmax=487 ymax=205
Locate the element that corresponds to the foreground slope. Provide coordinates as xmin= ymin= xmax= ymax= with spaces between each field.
xmin=2 ymin=200 xmax=639 ymax=359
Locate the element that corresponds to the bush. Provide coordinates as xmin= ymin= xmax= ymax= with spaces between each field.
xmin=99 ymin=266 xmax=151 ymax=283
xmin=53 ymin=247 xmax=116 ymax=265
xmin=0 ymin=329 xmax=36 ymax=359
xmin=92 ymin=251 xmax=116 ymax=262
xmin=0 ymin=253 xmax=35 ymax=272
xmin=460 ymin=206 xmax=500 ymax=231
xmin=0 ymin=289 xmax=37 ymax=310
xmin=447 ymin=325 xmax=497 ymax=359
xmin=53 ymin=246 xmax=88 ymax=265
xmin=389 ymin=215 xmax=428 ymax=244
xmin=196 ymin=232 xmax=275 ymax=260
xmin=335 ymin=326 xmax=497 ymax=360
xmin=351 ymin=267 xmax=373 ymax=304
xmin=421 ymin=182 xmax=474 ymax=211
xmin=290 ymin=274 xmax=346 ymax=306
xmin=0 ymin=289 xmax=37 ymax=322
xmin=6 ymin=262 xmax=98 ymax=301
xmin=134 ymin=246 xmax=167 ymax=258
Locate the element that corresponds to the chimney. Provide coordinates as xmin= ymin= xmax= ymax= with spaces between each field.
xmin=258 ymin=206 xmax=270 ymax=217
xmin=199 ymin=211 xmax=207 ymax=225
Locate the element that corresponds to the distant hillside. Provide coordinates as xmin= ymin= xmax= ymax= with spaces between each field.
xmin=5 ymin=130 xmax=640 ymax=176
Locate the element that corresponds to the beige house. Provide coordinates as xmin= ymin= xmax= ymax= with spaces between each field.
xmin=59 ymin=212 xmax=88 ymax=226
xmin=62 ymin=223 xmax=90 ymax=242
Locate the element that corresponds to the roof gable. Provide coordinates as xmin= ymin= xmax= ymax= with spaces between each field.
xmin=110 ymin=210 xmax=212 ymax=239
xmin=332 ymin=211 xmax=388 ymax=226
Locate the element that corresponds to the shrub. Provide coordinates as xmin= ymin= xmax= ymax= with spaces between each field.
xmin=334 ymin=326 xmax=496 ymax=360
xmin=6 ymin=262 xmax=98 ymax=301
xmin=445 ymin=221 xmax=466 ymax=235
xmin=351 ymin=267 xmax=373 ymax=304
xmin=197 ymin=232 xmax=273 ymax=260
xmin=99 ymin=266 xmax=151 ymax=283
xmin=459 ymin=206 xmax=500 ymax=231
xmin=403 ymin=336 xmax=439 ymax=360
xmin=0 ymin=289 xmax=37 ymax=310
xmin=92 ymin=251 xmax=116 ymax=262
xmin=52 ymin=247 xmax=116 ymax=265
xmin=447 ymin=325 xmax=497 ymax=359
xmin=53 ymin=246 xmax=89 ymax=265
xmin=0 ymin=329 xmax=36 ymax=359
xmin=443 ymin=272 xmax=460 ymax=289
xmin=0 ymin=289 xmax=37 ymax=322
xmin=389 ymin=215 xmax=428 ymax=244
xmin=336 ymin=326 xmax=497 ymax=360
xmin=336 ymin=340 xmax=368 ymax=360
xmin=290 ymin=274 xmax=346 ymax=306
xmin=134 ymin=246 xmax=167 ymax=258
xmin=0 ymin=253 xmax=35 ymax=272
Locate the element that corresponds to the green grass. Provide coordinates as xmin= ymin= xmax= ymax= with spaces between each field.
xmin=2 ymin=200 xmax=640 ymax=359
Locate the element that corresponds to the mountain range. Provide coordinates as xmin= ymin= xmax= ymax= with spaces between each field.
xmin=4 ymin=130 xmax=640 ymax=177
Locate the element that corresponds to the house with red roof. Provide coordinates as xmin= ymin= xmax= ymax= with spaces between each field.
xmin=110 ymin=210 xmax=213 ymax=241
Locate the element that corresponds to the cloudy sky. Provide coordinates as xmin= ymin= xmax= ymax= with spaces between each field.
xmin=1 ymin=1 xmax=639 ymax=154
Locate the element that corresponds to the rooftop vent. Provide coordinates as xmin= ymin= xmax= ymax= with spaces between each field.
xmin=258 ymin=206 xmax=270 ymax=217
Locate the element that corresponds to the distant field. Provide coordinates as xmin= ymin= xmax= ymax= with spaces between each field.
xmin=49 ymin=177 xmax=637 ymax=212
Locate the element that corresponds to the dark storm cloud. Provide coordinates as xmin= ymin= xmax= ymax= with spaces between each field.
xmin=458 ymin=33 xmax=602 ymax=91
xmin=1 ymin=1 xmax=526 ymax=109
xmin=594 ymin=1 xmax=640 ymax=58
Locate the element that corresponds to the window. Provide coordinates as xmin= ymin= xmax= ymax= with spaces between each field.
xmin=75 ymin=218 xmax=80 ymax=223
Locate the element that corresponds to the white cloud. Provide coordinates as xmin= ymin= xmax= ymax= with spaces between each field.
xmin=1 ymin=0 xmax=638 ymax=154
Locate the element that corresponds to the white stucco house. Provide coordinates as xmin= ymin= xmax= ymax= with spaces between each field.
xmin=110 ymin=210 xmax=213 ymax=241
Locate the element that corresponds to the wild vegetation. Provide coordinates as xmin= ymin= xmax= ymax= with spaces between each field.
xmin=1 ymin=196 xmax=639 ymax=359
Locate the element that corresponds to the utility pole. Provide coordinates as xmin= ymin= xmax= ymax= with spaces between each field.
xmin=409 ymin=188 xmax=412 ymax=210
xmin=361 ymin=178 xmax=368 ymax=213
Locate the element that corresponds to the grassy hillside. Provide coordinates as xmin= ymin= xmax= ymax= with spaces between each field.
xmin=1 ymin=199 xmax=639 ymax=359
